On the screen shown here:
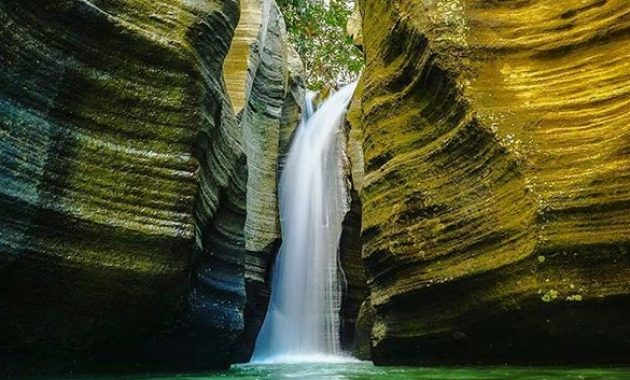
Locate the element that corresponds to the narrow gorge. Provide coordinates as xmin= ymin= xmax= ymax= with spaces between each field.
xmin=0 ymin=0 xmax=629 ymax=378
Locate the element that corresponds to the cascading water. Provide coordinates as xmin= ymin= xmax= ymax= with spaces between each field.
xmin=251 ymin=82 xmax=358 ymax=363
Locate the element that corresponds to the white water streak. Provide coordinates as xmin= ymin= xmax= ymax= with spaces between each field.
xmin=251 ymin=82 xmax=358 ymax=363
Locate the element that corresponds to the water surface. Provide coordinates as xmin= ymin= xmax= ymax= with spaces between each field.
xmin=41 ymin=362 xmax=630 ymax=380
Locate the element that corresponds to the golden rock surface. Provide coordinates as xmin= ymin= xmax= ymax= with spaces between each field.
xmin=357 ymin=0 xmax=630 ymax=364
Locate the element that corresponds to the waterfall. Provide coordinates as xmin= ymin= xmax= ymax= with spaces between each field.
xmin=251 ymin=82 xmax=358 ymax=363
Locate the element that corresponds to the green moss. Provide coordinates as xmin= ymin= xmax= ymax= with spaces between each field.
xmin=541 ymin=289 xmax=559 ymax=303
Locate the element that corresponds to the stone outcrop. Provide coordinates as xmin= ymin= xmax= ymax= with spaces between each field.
xmin=354 ymin=296 xmax=375 ymax=361
xmin=357 ymin=0 xmax=630 ymax=365
xmin=0 ymin=0 xmax=303 ymax=375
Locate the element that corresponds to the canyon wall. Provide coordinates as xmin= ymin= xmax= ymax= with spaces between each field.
xmin=339 ymin=78 xmax=369 ymax=352
xmin=224 ymin=0 xmax=305 ymax=362
xmin=0 ymin=0 xmax=302 ymax=374
xmin=3 ymin=0 xmax=628 ymax=372
xmin=356 ymin=0 xmax=630 ymax=365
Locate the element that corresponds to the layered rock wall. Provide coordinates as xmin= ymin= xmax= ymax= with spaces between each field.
xmin=339 ymin=79 xmax=369 ymax=351
xmin=0 ymin=0 xmax=303 ymax=374
xmin=224 ymin=0 xmax=305 ymax=362
xmin=358 ymin=0 xmax=630 ymax=365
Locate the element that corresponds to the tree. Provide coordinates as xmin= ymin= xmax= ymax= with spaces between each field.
xmin=277 ymin=0 xmax=363 ymax=90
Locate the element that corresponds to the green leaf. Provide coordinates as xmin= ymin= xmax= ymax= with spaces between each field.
xmin=278 ymin=0 xmax=363 ymax=90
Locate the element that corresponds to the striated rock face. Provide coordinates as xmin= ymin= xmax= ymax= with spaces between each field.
xmin=236 ymin=45 xmax=305 ymax=363
xmin=358 ymin=0 xmax=630 ymax=365
xmin=0 ymin=0 xmax=240 ymax=372
xmin=339 ymin=78 xmax=369 ymax=352
xmin=0 ymin=0 xmax=303 ymax=374
xmin=219 ymin=0 xmax=306 ymax=363
xmin=279 ymin=46 xmax=306 ymax=166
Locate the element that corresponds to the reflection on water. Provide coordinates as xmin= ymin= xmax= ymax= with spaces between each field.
xmin=37 ymin=362 xmax=630 ymax=380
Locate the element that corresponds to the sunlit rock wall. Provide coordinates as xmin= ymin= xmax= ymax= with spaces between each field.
xmin=358 ymin=0 xmax=630 ymax=365
xmin=0 ymin=0 xmax=303 ymax=374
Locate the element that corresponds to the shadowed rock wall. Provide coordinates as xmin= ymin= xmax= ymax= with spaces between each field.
xmin=224 ymin=0 xmax=306 ymax=363
xmin=357 ymin=0 xmax=630 ymax=365
xmin=339 ymin=79 xmax=369 ymax=352
xmin=0 ymin=0 xmax=303 ymax=374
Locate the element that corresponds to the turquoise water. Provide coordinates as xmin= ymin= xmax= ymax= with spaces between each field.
xmin=41 ymin=362 xmax=630 ymax=380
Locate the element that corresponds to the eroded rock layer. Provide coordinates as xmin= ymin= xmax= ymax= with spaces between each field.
xmin=358 ymin=0 xmax=630 ymax=365
xmin=340 ymin=79 xmax=369 ymax=352
xmin=227 ymin=0 xmax=307 ymax=362
xmin=0 ymin=0 xmax=242 ymax=372
xmin=0 ymin=0 xmax=303 ymax=374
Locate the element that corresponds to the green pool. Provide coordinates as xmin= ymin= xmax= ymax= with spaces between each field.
xmin=36 ymin=362 xmax=630 ymax=380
